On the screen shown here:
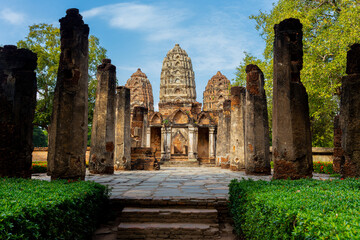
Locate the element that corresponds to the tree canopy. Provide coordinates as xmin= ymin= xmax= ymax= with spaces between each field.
xmin=234 ymin=0 xmax=360 ymax=147
xmin=17 ymin=23 xmax=107 ymax=133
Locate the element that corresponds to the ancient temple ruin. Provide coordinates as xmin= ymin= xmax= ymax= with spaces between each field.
xmin=123 ymin=44 xmax=234 ymax=166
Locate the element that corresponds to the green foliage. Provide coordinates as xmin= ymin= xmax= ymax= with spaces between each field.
xmin=32 ymin=126 xmax=48 ymax=147
xmin=313 ymin=161 xmax=336 ymax=174
xmin=0 ymin=178 xmax=109 ymax=239
xmin=31 ymin=161 xmax=47 ymax=173
xmin=17 ymin=23 xmax=107 ymax=131
xmin=229 ymin=178 xmax=360 ymax=239
xmin=270 ymin=160 xmax=335 ymax=174
xmin=233 ymin=0 xmax=360 ymax=147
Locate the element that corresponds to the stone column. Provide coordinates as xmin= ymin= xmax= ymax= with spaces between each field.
xmin=142 ymin=112 xmax=149 ymax=147
xmin=146 ymin=127 xmax=151 ymax=148
xmin=166 ymin=127 xmax=172 ymax=159
xmin=194 ymin=127 xmax=199 ymax=159
xmin=0 ymin=45 xmax=37 ymax=178
xmin=244 ymin=64 xmax=270 ymax=175
xmin=47 ymin=8 xmax=89 ymax=180
xmin=188 ymin=126 xmax=195 ymax=160
xmin=333 ymin=115 xmax=342 ymax=173
xmin=209 ymin=127 xmax=216 ymax=158
xmin=114 ymin=86 xmax=131 ymax=170
xmin=89 ymin=59 xmax=116 ymax=174
xmin=340 ymin=44 xmax=360 ymax=178
xmin=229 ymin=87 xmax=246 ymax=171
xmin=272 ymin=18 xmax=313 ymax=179
xmin=215 ymin=100 xmax=231 ymax=167
xmin=161 ymin=127 xmax=166 ymax=160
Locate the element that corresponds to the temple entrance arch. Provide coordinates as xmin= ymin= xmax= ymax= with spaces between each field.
xmin=150 ymin=127 xmax=161 ymax=159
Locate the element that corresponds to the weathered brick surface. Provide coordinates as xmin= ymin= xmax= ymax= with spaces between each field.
xmin=340 ymin=44 xmax=360 ymax=178
xmin=47 ymin=8 xmax=89 ymax=180
xmin=0 ymin=45 xmax=37 ymax=178
xmin=89 ymin=59 xmax=116 ymax=174
xmin=333 ymin=115 xmax=342 ymax=173
xmin=244 ymin=64 xmax=270 ymax=175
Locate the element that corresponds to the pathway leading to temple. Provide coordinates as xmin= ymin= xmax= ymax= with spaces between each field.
xmin=32 ymin=168 xmax=333 ymax=240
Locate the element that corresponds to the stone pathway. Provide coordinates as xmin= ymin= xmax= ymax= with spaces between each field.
xmin=32 ymin=167 xmax=333 ymax=200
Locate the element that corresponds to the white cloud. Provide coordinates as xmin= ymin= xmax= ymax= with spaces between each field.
xmin=82 ymin=3 xmax=186 ymax=31
xmin=0 ymin=8 xmax=25 ymax=25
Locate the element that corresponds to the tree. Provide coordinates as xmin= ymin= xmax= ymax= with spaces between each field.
xmin=233 ymin=0 xmax=360 ymax=147
xmin=17 ymin=24 xmax=107 ymax=134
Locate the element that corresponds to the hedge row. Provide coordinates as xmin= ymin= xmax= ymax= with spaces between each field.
xmin=229 ymin=178 xmax=360 ymax=239
xmin=0 ymin=178 xmax=109 ymax=240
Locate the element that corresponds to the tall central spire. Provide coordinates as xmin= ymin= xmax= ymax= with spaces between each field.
xmin=159 ymin=44 xmax=196 ymax=104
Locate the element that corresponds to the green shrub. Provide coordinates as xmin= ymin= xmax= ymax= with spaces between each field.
xmin=313 ymin=161 xmax=335 ymax=174
xmin=31 ymin=161 xmax=47 ymax=174
xmin=270 ymin=161 xmax=335 ymax=174
xmin=0 ymin=178 xmax=109 ymax=240
xmin=229 ymin=178 xmax=360 ymax=239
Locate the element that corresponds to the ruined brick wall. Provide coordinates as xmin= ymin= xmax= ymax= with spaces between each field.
xmin=215 ymin=100 xmax=231 ymax=167
xmin=0 ymin=45 xmax=37 ymax=178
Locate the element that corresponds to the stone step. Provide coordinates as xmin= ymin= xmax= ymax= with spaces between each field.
xmin=162 ymin=160 xmax=200 ymax=167
xmin=120 ymin=207 xmax=218 ymax=223
xmin=117 ymin=222 xmax=220 ymax=239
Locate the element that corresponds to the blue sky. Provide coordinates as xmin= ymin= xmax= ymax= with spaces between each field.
xmin=0 ymin=0 xmax=276 ymax=110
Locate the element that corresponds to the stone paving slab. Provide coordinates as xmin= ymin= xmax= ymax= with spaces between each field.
xmin=32 ymin=167 xmax=333 ymax=200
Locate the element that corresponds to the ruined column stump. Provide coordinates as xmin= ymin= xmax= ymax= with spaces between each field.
xmin=229 ymin=86 xmax=246 ymax=171
xmin=333 ymin=115 xmax=342 ymax=173
xmin=216 ymin=100 xmax=231 ymax=167
xmin=272 ymin=18 xmax=313 ymax=179
xmin=340 ymin=44 xmax=360 ymax=178
xmin=89 ymin=59 xmax=116 ymax=174
xmin=47 ymin=9 xmax=89 ymax=180
xmin=0 ymin=45 xmax=37 ymax=178
xmin=244 ymin=64 xmax=270 ymax=175
xmin=114 ymin=87 xmax=131 ymax=170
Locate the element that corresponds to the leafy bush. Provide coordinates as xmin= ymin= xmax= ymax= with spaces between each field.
xmin=31 ymin=161 xmax=47 ymax=173
xmin=313 ymin=161 xmax=335 ymax=174
xmin=270 ymin=161 xmax=335 ymax=174
xmin=0 ymin=178 xmax=109 ymax=240
xmin=229 ymin=178 xmax=360 ymax=239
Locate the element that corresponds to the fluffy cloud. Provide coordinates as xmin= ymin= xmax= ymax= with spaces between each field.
xmin=0 ymin=8 xmax=25 ymax=25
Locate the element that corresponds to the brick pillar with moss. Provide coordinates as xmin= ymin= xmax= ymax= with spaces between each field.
xmin=0 ymin=45 xmax=37 ymax=178
xmin=244 ymin=64 xmax=270 ymax=175
xmin=272 ymin=18 xmax=313 ymax=179
xmin=47 ymin=9 xmax=89 ymax=180
xmin=89 ymin=59 xmax=116 ymax=174
xmin=340 ymin=44 xmax=360 ymax=178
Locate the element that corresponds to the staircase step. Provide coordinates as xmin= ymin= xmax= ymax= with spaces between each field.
xmin=117 ymin=222 xmax=220 ymax=239
xmin=120 ymin=207 xmax=218 ymax=223
xmin=162 ymin=160 xmax=200 ymax=167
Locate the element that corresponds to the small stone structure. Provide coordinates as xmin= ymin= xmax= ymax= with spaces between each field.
xmin=340 ymin=43 xmax=360 ymax=177
xmin=89 ymin=59 xmax=116 ymax=174
xmin=47 ymin=8 xmax=89 ymax=180
xmin=244 ymin=64 xmax=270 ymax=175
xmin=203 ymin=71 xmax=231 ymax=112
xmin=333 ymin=115 xmax=342 ymax=173
xmin=131 ymin=148 xmax=160 ymax=170
xmin=115 ymin=86 xmax=131 ymax=170
xmin=0 ymin=45 xmax=37 ymax=178
xmin=215 ymin=100 xmax=231 ymax=168
xmin=229 ymin=86 xmax=246 ymax=171
xmin=272 ymin=18 xmax=313 ymax=179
